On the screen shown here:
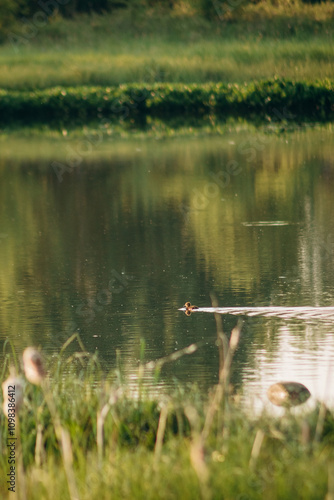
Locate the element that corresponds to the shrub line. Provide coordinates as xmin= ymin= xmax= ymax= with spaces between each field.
xmin=0 ymin=79 xmax=333 ymax=127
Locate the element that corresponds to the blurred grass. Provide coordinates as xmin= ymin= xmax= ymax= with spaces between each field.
xmin=0 ymin=3 xmax=333 ymax=90
xmin=1 ymin=40 xmax=333 ymax=90
xmin=0 ymin=338 xmax=334 ymax=500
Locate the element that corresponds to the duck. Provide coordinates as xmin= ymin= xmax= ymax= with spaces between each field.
xmin=184 ymin=302 xmax=199 ymax=311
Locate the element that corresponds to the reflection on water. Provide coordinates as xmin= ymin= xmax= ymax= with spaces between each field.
xmin=242 ymin=320 xmax=334 ymax=412
xmin=0 ymin=127 xmax=334 ymax=409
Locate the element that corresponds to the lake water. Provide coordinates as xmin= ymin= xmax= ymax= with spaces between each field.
xmin=1 ymin=126 xmax=334 ymax=411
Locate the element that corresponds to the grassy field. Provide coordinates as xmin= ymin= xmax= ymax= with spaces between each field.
xmin=1 ymin=38 xmax=333 ymax=90
xmin=1 ymin=336 xmax=334 ymax=500
xmin=1 ymin=2 xmax=333 ymax=91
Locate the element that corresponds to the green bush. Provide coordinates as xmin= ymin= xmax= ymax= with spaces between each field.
xmin=199 ymin=0 xmax=251 ymax=20
xmin=4 ymin=0 xmax=163 ymax=21
xmin=0 ymin=79 xmax=333 ymax=127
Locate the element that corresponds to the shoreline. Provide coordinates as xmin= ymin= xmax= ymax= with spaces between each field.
xmin=0 ymin=79 xmax=333 ymax=130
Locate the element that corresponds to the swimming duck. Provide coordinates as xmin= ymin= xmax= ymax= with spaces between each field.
xmin=184 ymin=302 xmax=199 ymax=311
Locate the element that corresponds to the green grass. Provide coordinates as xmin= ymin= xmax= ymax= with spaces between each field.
xmin=2 ymin=38 xmax=333 ymax=91
xmin=1 ymin=39 xmax=333 ymax=90
xmin=1 ymin=4 xmax=334 ymax=90
xmin=1 ymin=336 xmax=334 ymax=500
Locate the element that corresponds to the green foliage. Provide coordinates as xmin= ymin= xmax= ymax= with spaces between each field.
xmin=199 ymin=0 xmax=249 ymax=20
xmin=5 ymin=0 xmax=130 ymax=19
xmin=1 ymin=348 xmax=334 ymax=500
xmin=1 ymin=7 xmax=333 ymax=90
xmin=0 ymin=0 xmax=19 ymax=40
xmin=0 ymin=79 xmax=333 ymax=128
xmin=2 ymin=0 xmax=167 ymax=23
xmin=2 ymin=0 xmax=334 ymax=43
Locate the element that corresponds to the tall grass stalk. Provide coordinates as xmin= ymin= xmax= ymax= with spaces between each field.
xmin=202 ymin=297 xmax=242 ymax=443
xmin=154 ymin=404 xmax=168 ymax=464
xmin=16 ymin=417 xmax=26 ymax=500
xmin=97 ymin=388 xmax=122 ymax=464
xmin=42 ymin=381 xmax=79 ymax=500
xmin=22 ymin=346 xmax=80 ymax=500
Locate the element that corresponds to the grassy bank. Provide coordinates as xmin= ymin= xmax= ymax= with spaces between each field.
xmin=1 ymin=3 xmax=334 ymax=91
xmin=1 ymin=338 xmax=334 ymax=500
xmin=0 ymin=80 xmax=333 ymax=130
xmin=1 ymin=2 xmax=333 ymax=133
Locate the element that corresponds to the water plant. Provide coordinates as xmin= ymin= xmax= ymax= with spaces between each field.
xmin=0 ymin=79 xmax=333 ymax=129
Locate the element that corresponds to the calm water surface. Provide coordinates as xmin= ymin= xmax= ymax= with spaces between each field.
xmin=1 ymin=127 xmax=334 ymax=410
